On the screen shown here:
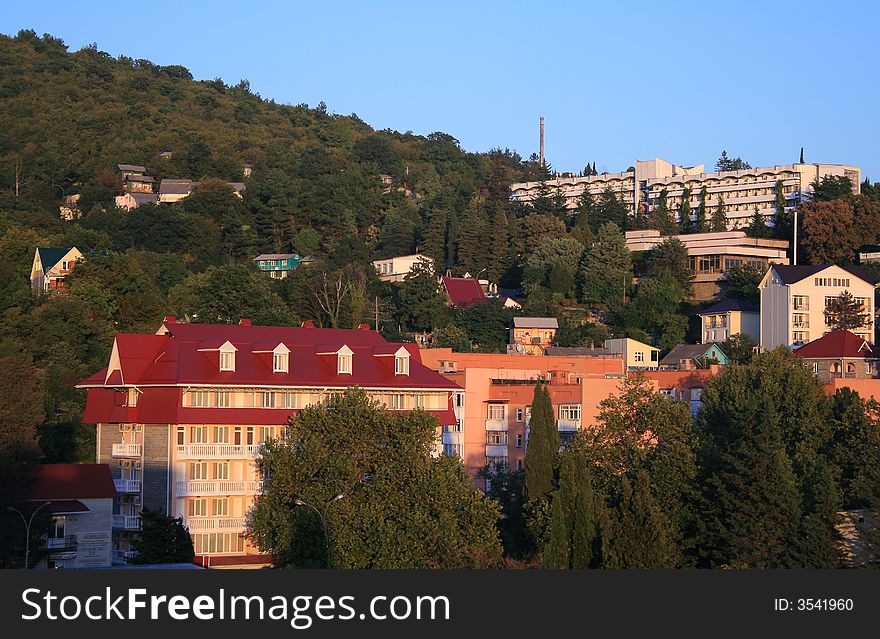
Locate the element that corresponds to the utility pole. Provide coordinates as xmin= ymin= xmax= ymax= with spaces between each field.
xmin=793 ymin=209 xmax=798 ymax=265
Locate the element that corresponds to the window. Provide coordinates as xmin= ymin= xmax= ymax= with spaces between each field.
xmin=455 ymin=393 xmax=463 ymax=407
xmin=558 ymin=404 xmax=581 ymax=420
xmin=213 ymin=426 xmax=230 ymax=444
xmin=259 ymin=426 xmax=274 ymax=444
xmin=260 ymin=391 xmax=275 ymax=408
xmin=792 ymin=296 xmax=809 ymax=311
xmin=217 ymin=391 xmax=231 ymax=408
xmin=516 ymin=459 xmax=523 ymax=471
xmin=246 ymin=427 xmax=254 ymax=446
xmin=212 ymin=462 xmax=229 ymax=480
xmin=234 ymin=427 xmax=242 ymax=446
xmin=443 ymin=443 xmax=462 ymax=457
xmin=273 ymin=353 xmax=288 ymax=373
xmin=220 ymin=351 xmax=235 ymax=372
xmin=188 ymin=462 xmax=208 ymax=480
xmin=189 ymin=391 xmax=211 ymax=408
xmin=487 ymin=432 xmax=508 ymax=445
xmin=395 ymin=355 xmax=409 ymax=375
xmin=516 ymin=434 xmax=523 ymax=448
xmin=486 ymin=456 xmax=508 ymax=470
xmin=792 ymin=314 xmax=809 ymax=328
xmin=188 ymin=499 xmax=208 ymax=517
xmin=634 ymin=351 xmax=645 ymax=363
xmin=515 ymin=408 xmax=523 ymax=422
xmin=126 ymin=388 xmax=138 ymax=407
xmin=212 ymin=498 xmax=229 ymax=516
xmin=388 ymin=394 xmax=406 ymax=410
xmin=190 ymin=426 xmax=208 ymax=444
xmin=488 ymin=404 xmax=506 ymax=420
xmin=176 ymin=427 xmax=185 ymax=446
xmin=192 ymin=533 xmax=244 ymax=555
xmin=338 ymin=353 xmax=352 ymax=374
xmin=793 ymin=331 xmax=809 ymax=344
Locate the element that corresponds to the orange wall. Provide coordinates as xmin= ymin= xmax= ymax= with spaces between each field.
xmin=823 ymin=378 xmax=880 ymax=401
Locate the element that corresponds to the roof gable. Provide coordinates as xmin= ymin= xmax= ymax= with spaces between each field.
xmin=443 ymin=277 xmax=486 ymax=307
xmin=771 ymin=264 xmax=876 ymax=286
xmin=792 ymin=330 xmax=878 ymax=359
xmin=30 ymin=464 xmax=116 ymax=500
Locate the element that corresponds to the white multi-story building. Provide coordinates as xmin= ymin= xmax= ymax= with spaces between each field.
xmin=759 ymin=264 xmax=876 ymax=351
xmin=511 ymin=157 xmax=861 ymax=229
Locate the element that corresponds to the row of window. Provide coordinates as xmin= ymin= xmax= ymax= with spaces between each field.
xmin=188 ymin=497 xmax=230 ymax=517
xmin=219 ymin=350 xmax=409 ymax=376
xmin=178 ymin=425 xmax=277 ymax=446
xmin=183 ymin=389 xmax=437 ymax=410
xmin=192 ymin=532 xmax=245 ymax=555
xmin=816 ymin=277 xmax=851 ymax=288
xmin=486 ymin=404 xmax=581 ymax=422
xmin=187 ymin=461 xmax=237 ymax=481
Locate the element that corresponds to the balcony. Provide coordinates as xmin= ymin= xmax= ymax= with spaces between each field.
xmin=45 ymin=535 xmax=77 ymax=551
xmin=114 ymin=479 xmax=141 ymax=493
xmin=112 ymin=443 xmax=142 ymax=457
xmin=176 ymin=444 xmax=261 ymax=459
xmin=830 ymin=372 xmax=857 ymax=379
xmin=112 ymin=515 xmax=141 ymax=530
xmin=114 ymin=550 xmax=138 ymax=562
xmin=557 ymin=418 xmax=581 ymax=432
xmin=176 ymin=480 xmax=264 ymax=496
xmin=485 ymin=418 xmax=508 ymax=431
xmin=184 ymin=517 xmax=247 ymax=532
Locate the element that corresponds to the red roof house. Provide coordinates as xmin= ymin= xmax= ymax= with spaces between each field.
xmin=792 ymin=330 xmax=879 ymax=384
xmin=442 ymin=277 xmax=487 ymax=307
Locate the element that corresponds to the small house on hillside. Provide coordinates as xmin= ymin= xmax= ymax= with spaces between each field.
xmin=31 ymin=247 xmax=84 ymax=295
xmin=660 ymin=343 xmax=729 ymax=370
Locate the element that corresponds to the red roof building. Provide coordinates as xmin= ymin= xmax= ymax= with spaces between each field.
xmin=792 ymin=330 xmax=878 ymax=384
xmin=442 ymin=277 xmax=487 ymax=307
xmin=77 ymin=318 xmax=460 ymax=566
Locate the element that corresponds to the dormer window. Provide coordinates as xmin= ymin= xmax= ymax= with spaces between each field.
xmin=395 ymin=355 xmax=409 ymax=375
xmin=337 ymin=345 xmax=353 ymax=374
xmin=217 ymin=341 xmax=237 ymax=371
xmin=273 ymin=352 xmax=288 ymax=372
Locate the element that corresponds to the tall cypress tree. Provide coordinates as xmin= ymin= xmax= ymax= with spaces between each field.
xmin=570 ymin=469 xmax=599 ymax=568
xmin=455 ymin=205 xmax=488 ymax=274
xmin=695 ymin=186 xmax=708 ymax=232
xmin=419 ymin=208 xmax=448 ymax=269
xmin=678 ymin=187 xmax=693 ymax=233
xmin=710 ymin=196 xmax=727 ymax=232
xmin=653 ymin=188 xmax=675 ymax=235
xmin=524 ymin=384 xmax=556 ymax=502
xmin=608 ymin=471 xmax=677 ymax=568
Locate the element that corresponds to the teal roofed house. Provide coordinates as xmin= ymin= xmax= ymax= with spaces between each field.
xmin=660 ymin=343 xmax=729 ymax=370
xmin=253 ymin=253 xmax=302 ymax=279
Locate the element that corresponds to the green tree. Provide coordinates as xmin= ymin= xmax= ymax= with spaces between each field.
xmin=593 ymin=187 xmax=628 ymax=231
xmin=678 ymin=187 xmax=693 ymax=233
xmin=523 ymin=236 xmax=584 ymax=295
xmin=718 ymin=332 xmax=758 ymax=364
xmin=652 ymin=188 xmax=675 ymax=235
xmin=129 ymin=509 xmax=195 ymax=564
xmin=248 ymin=388 xmax=501 ymax=568
xmin=398 ymin=260 xmax=449 ymax=332
xmin=579 ymin=222 xmax=632 ymax=306
xmin=715 ymin=151 xmax=752 ymax=172
xmin=455 ymin=205 xmax=489 ymax=274
xmin=827 ymin=389 xmax=880 ymax=509
xmin=524 ymin=384 xmax=556 ymax=503
xmin=824 ymin=291 xmax=870 ymax=331
xmin=292 ymin=227 xmax=321 ymax=256
xmin=430 ymin=325 xmax=471 ymax=352
xmin=772 ymin=179 xmax=792 ymax=241
xmin=419 ymin=208 xmax=448 ymax=270
xmin=810 ymin=175 xmax=853 ymax=202
xmin=570 ymin=189 xmax=595 ymax=245
xmin=542 ymin=450 xmax=602 ymax=568
xmin=710 ymin=197 xmax=727 ymax=232
xmin=745 ymin=208 xmax=770 ymax=238
xmin=169 ymin=263 xmax=294 ymax=325
xmin=724 ymin=263 xmax=763 ymax=305
xmin=695 ymin=186 xmax=708 ymax=233
xmin=607 ymin=471 xmax=678 ymax=568
xmin=647 ymin=237 xmax=694 ymax=296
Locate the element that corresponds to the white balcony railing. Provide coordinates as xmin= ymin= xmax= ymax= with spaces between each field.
xmin=485 ymin=418 xmax=508 ymax=431
xmin=114 ymin=479 xmax=141 ymax=493
xmin=557 ymin=418 xmax=581 ymax=432
xmin=112 ymin=443 xmax=142 ymax=457
xmin=176 ymin=444 xmax=260 ymax=459
xmin=112 ymin=515 xmax=141 ymax=530
xmin=114 ymin=550 xmax=138 ymax=562
xmin=184 ymin=517 xmax=247 ymax=531
xmin=176 ymin=480 xmax=264 ymax=496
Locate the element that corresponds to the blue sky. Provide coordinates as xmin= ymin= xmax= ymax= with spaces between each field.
xmin=3 ymin=1 xmax=879 ymax=179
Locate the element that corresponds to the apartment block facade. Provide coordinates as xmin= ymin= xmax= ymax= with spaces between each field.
xmin=78 ymin=318 xmax=459 ymax=565
xmin=419 ymin=349 xmax=625 ymax=484
xmin=511 ymin=157 xmax=860 ymax=229
xmin=759 ymin=264 xmax=876 ymax=351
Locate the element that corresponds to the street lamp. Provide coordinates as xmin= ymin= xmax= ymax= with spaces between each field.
xmin=293 ymin=494 xmax=344 ymax=568
xmin=7 ymin=502 xmax=51 ymax=569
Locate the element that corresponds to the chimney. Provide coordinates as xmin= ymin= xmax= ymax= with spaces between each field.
xmin=239 ymin=318 xmax=252 ymax=326
xmin=358 ymin=323 xmax=371 ymax=331
xmin=301 ymin=320 xmax=315 ymax=328
xmin=539 ymin=116 xmax=544 ymax=167
xmin=163 ymin=316 xmax=177 ymax=324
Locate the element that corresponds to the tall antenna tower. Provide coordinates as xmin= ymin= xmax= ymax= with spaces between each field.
xmin=539 ymin=116 xmax=545 ymax=167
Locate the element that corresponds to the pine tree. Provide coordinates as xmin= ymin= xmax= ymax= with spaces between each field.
xmin=542 ymin=490 xmax=570 ymax=568
xmin=486 ymin=206 xmax=509 ymax=282
xmin=824 ymin=291 xmax=870 ymax=330
xmin=455 ymin=205 xmax=488 ymax=274
xmin=710 ymin=196 xmax=727 ymax=232
xmin=571 ymin=189 xmax=595 ymax=244
xmin=745 ymin=208 xmax=770 ymax=238
xmin=609 ymin=471 xmax=677 ymax=568
xmin=419 ymin=208 xmax=448 ymax=268
xmin=578 ymin=222 xmax=632 ymax=306
xmin=678 ymin=187 xmax=693 ymax=233
xmin=570 ymin=469 xmax=599 ymax=568
xmin=524 ymin=384 xmax=556 ymax=502
xmin=593 ymin=187 xmax=627 ymax=231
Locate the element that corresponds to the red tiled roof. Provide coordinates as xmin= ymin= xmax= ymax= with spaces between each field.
xmin=30 ymin=464 xmax=116 ymax=500
xmin=792 ymin=330 xmax=878 ymax=359
xmin=443 ymin=277 xmax=486 ymax=307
